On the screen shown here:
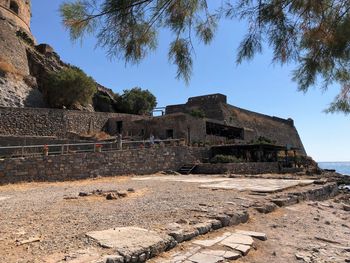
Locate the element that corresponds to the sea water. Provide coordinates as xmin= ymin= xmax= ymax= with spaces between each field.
xmin=318 ymin=162 xmax=350 ymax=176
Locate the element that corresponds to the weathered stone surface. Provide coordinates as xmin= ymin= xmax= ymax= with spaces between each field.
xmin=233 ymin=244 xmax=251 ymax=256
xmin=188 ymin=252 xmax=223 ymax=263
xmin=223 ymin=251 xmax=241 ymax=260
xmin=102 ymin=255 xmax=124 ymax=263
xmin=200 ymin=178 xmax=314 ymax=193
xmin=194 ymin=222 xmax=212 ymax=235
xmin=182 ymin=229 xmax=200 ymax=242
xmin=235 ymin=230 xmax=267 ymax=241
xmin=86 ymin=227 xmax=166 ymax=260
xmin=199 ymin=249 xmax=241 ymax=260
xmin=200 ymin=249 xmax=226 ymax=257
xmin=221 ymin=233 xmax=254 ymax=246
xmin=192 ymin=232 xmax=231 ymax=247
xmin=207 ymin=219 xmax=222 ymax=230
xmin=185 ymin=249 xmax=241 ymax=262
xmin=255 ymin=202 xmax=278 ymax=214
xmin=168 ymin=229 xmax=185 ymax=243
xmin=0 ymin=76 xmax=45 ymax=108
xmin=212 ymin=214 xmax=231 ymax=227
xmin=229 ymin=211 xmax=249 ymax=225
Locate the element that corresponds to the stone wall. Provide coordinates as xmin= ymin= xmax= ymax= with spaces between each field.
xmin=194 ymin=162 xmax=280 ymax=175
xmin=110 ymin=113 xmax=207 ymax=143
xmin=222 ymin=104 xmax=306 ymax=155
xmin=0 ymin=146 xmax=207 ymax=185
xmin=0 ymin=107 xmax=143 ymax=138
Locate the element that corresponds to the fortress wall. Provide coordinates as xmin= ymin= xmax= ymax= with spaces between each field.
xmin=0 ymin=6 xmax=30 ymax=32
xmin=0 ymin=146 xmax=207 ymax=185
xmin=0 ymin=107 xmax=142 ymax=138
xmin=0 ymin=0 xmax=31 ymax=33
xmin=165 ymin=97 xmax=306 ymax=155
xmin=0 ymin=18 xmax=30 ymax=75
xmin=221 ymin=104 xmax=306 ymax=154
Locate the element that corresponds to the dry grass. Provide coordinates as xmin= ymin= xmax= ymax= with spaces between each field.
xmin=92 ymin=131 xmax=113 ymax=141
xmin=80 ymin=131 xmax=114 ymax=141
xmin=0 ymin=57 xmax=23 ymax=79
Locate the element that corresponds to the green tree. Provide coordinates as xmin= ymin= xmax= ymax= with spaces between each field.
xmin=45 ymin=67 xmax=97 ymax=109
xmin=60 ymin=0 xmax=350 ymax=113
xmin=116 ymin=87 xmax=157 ymax=115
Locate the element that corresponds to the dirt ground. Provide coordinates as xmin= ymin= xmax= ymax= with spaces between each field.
xmin=0 ymin=173 xmax=348 ymax=263
xmin=236 ymin=196 xmax=350 ymax=263
xmin=151 ymin=194 xmax=350 ymax=263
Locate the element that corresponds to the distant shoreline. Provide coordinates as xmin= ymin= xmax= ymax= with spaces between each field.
xmin=318 ymin=161 xmax=350 ymax=163
xmin=318 ymin=162 xmax=350 ymax=176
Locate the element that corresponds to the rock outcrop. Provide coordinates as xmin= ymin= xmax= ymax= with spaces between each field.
xmin=0 ymin=1 xmax=117 ymax=111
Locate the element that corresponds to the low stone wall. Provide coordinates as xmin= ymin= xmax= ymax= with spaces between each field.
xmin=0 ymin=146 xmax=206 ymax=185
xmin=194 ymin=162 xmax=280 ymax=175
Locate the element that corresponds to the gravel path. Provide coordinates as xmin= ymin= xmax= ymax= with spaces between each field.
xmin=0 ymin=174 xmax=338 ymax=262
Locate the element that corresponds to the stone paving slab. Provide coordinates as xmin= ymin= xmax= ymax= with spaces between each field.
xmin=133 ymin=176 xmax=231 ymax=184
xmin=86 ymin=226 xmax=173 ymax=262
xmin=133 ymin=175 xmax=314 ymax=193
xmin=199 ymin=179 xmax=314 ymax=193
xmin=220 ymin=233 xmax=254 ymax=246
xmin=192 ymin=232 xmax=232 ymax=247
xmin=150 ymin=230 xmax=266 ymax=263
xmin=230 ymin=244 xmax=251 ymax=256
xmin=235 ymin=230 xmax=267 ymax=241
xmin=188 ymin=252 xmax=223 ymax=263
xmin=86 ymin=227 xmax=165 ymax=250
xmin=200 ymin=249 xmax=241 ymax=260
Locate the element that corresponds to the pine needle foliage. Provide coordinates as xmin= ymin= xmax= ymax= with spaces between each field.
xmin=60 ymin=0 xmax=350 ymax=113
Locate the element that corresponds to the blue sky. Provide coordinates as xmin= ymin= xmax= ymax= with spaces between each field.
xmin=30 ymin=0 xmax=349 ymax=162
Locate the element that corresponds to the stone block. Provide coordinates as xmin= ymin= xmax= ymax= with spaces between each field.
xmin=235 ymin=230 xmax=267 ymax=241
xmin=221 ymin=233 xmax=254 ymax=246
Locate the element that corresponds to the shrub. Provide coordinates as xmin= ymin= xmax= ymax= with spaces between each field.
xmin=116 ymin=87 xmax=157 ymax=115
xmin=93 ymin=92 xmax=116 ymax=112
xmin=45 ymin=67 xmax=97 ymax=109
xmin=16 ymin=30 xmax=34 ymax=46
xmin=210 ymin=155 xmax=242 ymax=164
xmin=252 ymin=136 xmax=274 ymax=145
xmin=189 ymin=109 xmax=206 ymax=118
xmin=0 ymin=57 xmax=21 ymax=77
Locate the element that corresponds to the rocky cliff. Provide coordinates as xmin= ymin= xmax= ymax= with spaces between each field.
xmin=0 ymin=15 xmax=117 ymax=111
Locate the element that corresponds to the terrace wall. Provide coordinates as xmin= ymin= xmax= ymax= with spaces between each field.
xmin=0 ymin=146 xmax=208 ymax=185
xmin=0 ymin=107 xmax=143 ymax=138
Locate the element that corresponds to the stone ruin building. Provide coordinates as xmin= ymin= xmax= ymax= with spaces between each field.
xmin=107 ymin=94 xmax=306 ymax=158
